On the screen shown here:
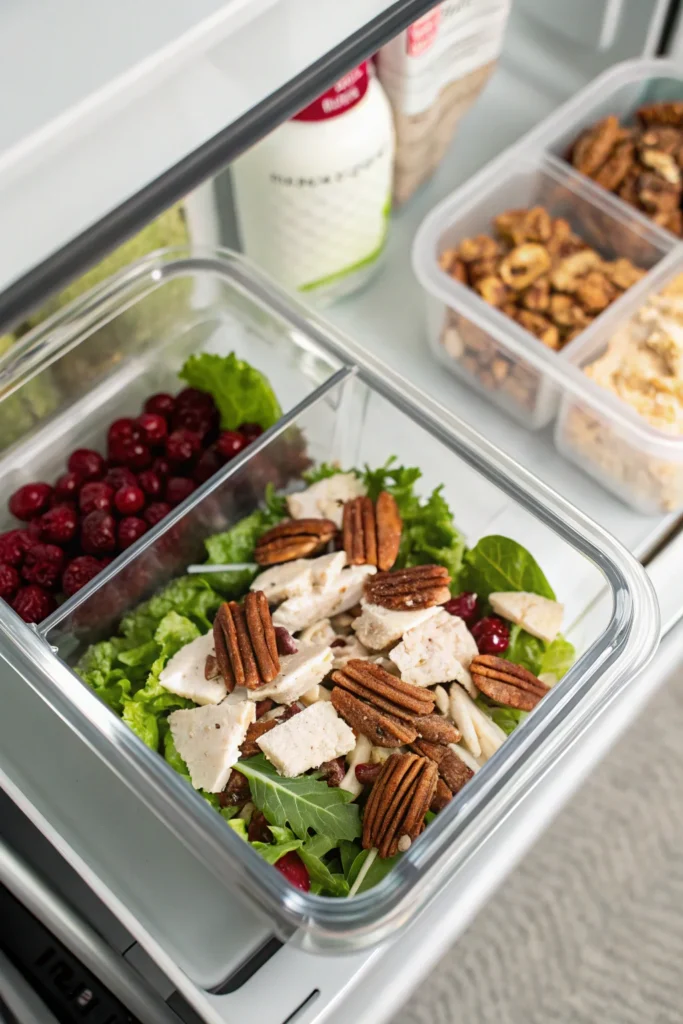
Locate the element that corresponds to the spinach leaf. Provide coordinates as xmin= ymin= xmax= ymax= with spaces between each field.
xmin=540 ymin=635 xmax=576 ymax=680
xmin=506 ymin=624 xmax=545 ymax=675
xmin=347 ymin=850 xmax=402 ymax=893
xmin=465 ymin=535 xmax=555 ymax=601
xmin=299 ymin=838 xmax=350 ymax=897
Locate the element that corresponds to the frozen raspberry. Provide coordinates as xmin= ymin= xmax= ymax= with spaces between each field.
xmin=165 ymin=477 xmax=195 ymax=506
xmin=114 ymin=485 xmax=145 ymax=515
xmin=165 ymin=429 xmax=201 ymax=465
xmin=144 ymin=502 xmax=171 ymax=527
xmin=444 ymin=591 xmax=480 ymax=626
xmin=9 ymin=482 xmax=53 ymax=521
xmin=274 ymin=851 xmax=310 ymax=892
xmin=471 ymin=615 xmax=510 ymax=655
xmin=239 ymin=422 xmax=264 ymax=442
xmin=81 ymin=511 xmax=117 ymax=555
xmin=39 ymin=505 xmax=79 ymax=546
xmin=22 ymin=544 xmax=65 ymax=590
xmin=62 ymin=555 xmax=102 ymax=597
xmin=176 ymin=387 xmax=216 ymax=412
xmin=137 ymin=470 xmax=161 ymax=498
xmin=152 ymin=456 xmax=171 ymax=479
xmin=144 ymin=393 xmax=175 ymax=417
xmin=68 ymin=449 xmax=105 ymax=481
xmin=107 ymin=418 xmax=139 ymax=446
xmin=79 ymin=482 xmax=114 ymax=515
xmin=216 ymin=431 xmax=247 ymax=460
xmin=193 ymin=447 xmax=222 ymax=484
xmin=0 ymin=563 xmax=20 ymax=601
xmin=26 ymin=520 xmax=43 ymax=542
xmin=0 ymin=530 xmax=33 ymax=567
xmin=117 ymin=516 xmax=147 ymax=550
xmin=103 ymin=466 xmax=137 ymax=491
xmin=12 ymin=585 xmax=56 ymax=623
xmin=54 ymin=471 xmax=82 ymax=502
xmin=135 ymin=413 xmax=167 ymax=447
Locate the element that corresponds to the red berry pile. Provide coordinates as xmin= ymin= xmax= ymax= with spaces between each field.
xmin=1 ymin=386 xmax=265 ymax=623
xmin=445 ymin=591 xmax=510 ymax=655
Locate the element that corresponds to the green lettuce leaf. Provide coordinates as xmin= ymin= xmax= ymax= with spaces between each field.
xmin=122 ymin=699 xmax=159 ymax=750
xmin=302 ymin=463 xmax=348 ymax=484
xmin=202 ymin=497 xmax=286 ymax=598
xmin=119 ymin=576 xmax=221 ymax=645
xmin=75 ymin=639 xmax=135 ymax=713
xmin=464 ymin=535 xmax=556 ymax=601
xmin=340 ymin=840 xmax=362 ymax=877
xmin=228 ymin=818 xmax=249 ymax=841
xmin=235 ymin=755 xmax=361 ymax=842
xmin=180 ymin=353 xmax=282 ymax=431
xmin=476 ymin=698 xmax=528 ymax=736
xmin=299 ymin=838 xmax=349 ymax=897
xmin=251 ymin=839 xmax=303 ymax=864
xmin=506 ymin=624 xmax=545 ymax=675
xmin=540 ymin=635 xmax=576 ymax=680
xmin=347 ymin=850 xmax=402 ymax=893
xmin=132 ymin=612 xmax=200 ymax=713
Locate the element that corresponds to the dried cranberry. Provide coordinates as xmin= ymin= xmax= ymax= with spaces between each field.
xmin=274 ymin=626 xmax=298 ymax=656
xmin=255 ymin=698 xmax=276 ymax=720
xmin=219 ymin=772 xmax=250 ymax=808
xmin=281 ymin=703 xmax=302 ymax=721
xmin=216 ymin=431 xmax=247 ymax=460
xmin=81 ymin=511 xmax=117 ymax=555
xmin=136 ymin=413 xmax=167 ymax=447
xmin=471 ymin=615 xmax=510 ymax=655
xmin=103 ymin=466 xmax=137 ymax=491
xmin=247 ymin=811 xmax=273 ymax=844
xmin=165 ymin=429 xmax=201 ymax=465
xmin=330 ymin=637 xmax=347 ymax=648
xmin=62 ymin=555 xmax=102 ymax=597
xmin=54 ymin=471 xmax=82 ymax=502
xmin=144 ymin=393 xmax=175 ymax=417
xmin=165 ymin=477 xmax=195 ymax=506
xmin=274 ymin=851 xmax=310 ymax=891
xmin=176 ymin=387 xmax=216 ymax=412
xmin=9 ymin=482 xmax=53 ymax=521
xmin=12 ymin=585 xmax=56 ymax=623
xmin=68 ymin=449 xmax=105 ymax=481
xmin=117 ymin=516 xmax=148 ymax=550
xmin=193 ymin=447 xmax=222 ymax=484
xmin=152 ymin=456 xmax=171 ymax=479
xmin=239 ymin=422 xmax=264 ymax=442
xmin=107 ymin=418 xmax=138 ymax=446
xmin=79 ymin=481 xmax=114 ymax=516
xmin=114 ymin=485 xmax=145 ymax=516
xmin=144 ymin=502 xmax=172 ymax=527
xmin=355 ymin=762 xmax=381 ymax=786
xmin=0 ymin=563 xmax=20 ymax=601
xmin=39 ymin=505 xmax=79 ymax=546
xmin=319 ymin=756 xmax=346 ymax=787
xmin=444 ymin=591 xmax=480 ymax=626
xmin=22 ymin=544 xmax=65 ymax=590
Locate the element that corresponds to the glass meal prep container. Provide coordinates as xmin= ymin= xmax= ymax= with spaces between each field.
xmin=0 ymin=246 xmax=660 ymax=955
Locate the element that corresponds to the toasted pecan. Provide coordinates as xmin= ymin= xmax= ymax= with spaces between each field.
xmin=364 ymin=564 xmax=451 ymax=611
xmin=411 ymin=738 xmax=474 ymax=793
xmin=255 ymin=518 xmax=337 ymax=565
xmin=240 ymin=717 xmax=279 ymax=758
xmin=413 ymin=714 xmax=461 ymax=745
xmin=214 ymin=592 xmax=280 ymax=691
xmin=331 ymin=688 xmax=418 ymax=747
xmin=343 ymin=491 xmax=401 ymax=571
xmin=331 ymin=659 xmax=434 ymax=721
xmin=430 ymin=777 xmax=453 ymax=813
xmin=363 ymin=753 xmax=438 ymax=858
xmin=471 ymin=654 xmax=549 ymax=711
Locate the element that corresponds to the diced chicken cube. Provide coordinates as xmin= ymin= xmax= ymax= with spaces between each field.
xmin=257 ymin=701 xmax=355 ymax=777
xmin=389 ymin=609 xmax=478 ymax=687
xmin=286 ymin=473 xmax=366 ymax=529
xmin=488 ymin=591 xmax=563 ymax=644
xmin=159 ymin=631 xmax=227 ymax=705
xmin=246 ymin=643 xmax=333 ymax=704
xmin=272 ymin=566 xmax=375 ymax=633
xmin=299 ymin=684 xmax=333 ymax=706
xmin=329 ymin=634 xmax=370 ymax=670
xmin=168 ymin=701 xmax=255 ymax=792
xmin=309 ymin=550 xmax=347 ymax=588
xmin=250 ymin=559 xmax=312 ymax=603
xmin=299 ymin=618 xmax=337 ymax=646
xmin=352 ymin=599 xmax=439 ymax=650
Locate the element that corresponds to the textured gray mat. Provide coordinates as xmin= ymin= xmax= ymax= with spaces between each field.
xmin=393 ymin=679 xmax=683 ymax=1024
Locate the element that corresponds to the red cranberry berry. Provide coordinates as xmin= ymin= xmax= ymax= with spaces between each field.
xmin=144 ymin=393 xmax=176 ymax=417
xmin=165 ymin=477 xmax=195 ymax=506
xmin=176 ymin=387 xmax=215 ymax=412
xmin=103 ymin=466 xmax=137 ymax=491
xmin=355 ymin=762 xmax=382 ymax=786
xmin=137 ymin=470 xmax=162 ymax=498
xmin=144 ymin=502 xmax=171 ymax=527
xmin=193 ymin=447 xmax=222 ymax=484
xmin=274 ymin=851 xmax=310 ymax=892
xmin=68 ymin=449 xmax=105 ymax=481
xmin=444 ymin=591 xmax=480 ymax=626
xmin=117 ymin=516 xmax=148 ymax=550
xmin=0 ymin=530 xmax=33 ymax=567
xmin=165 ymin=429 xmax=201 ymax=465
xmin=471 ymin=615 xmax=510 ymax=655
xmin=54 ymin=471 xmax=82 ymax=502
xmin=152 ymin=456 xmax=171 ymax=479
xmin=114 ymin=484 xmax=145 ymax=516
xmin=0 ymin=563 xmax=21 ymax=601
xmin=21 ymin=544 xmax=65 ymax=590
xmin=216 ymin=431 xmax=246 ymax=460
xmin=110 ymin=439 xmax=152 ymax=471
xmin=239 ymin=422 xmax=264 ymax=442
xmin=9 ymin=482 xmax=53 ymax=521
xmin=107 ymin=418 xmax=139 ymax=446
xmin=136 ymin=413 xmax=167 ymax=447
xmin=79 ymin=481 xmax=114 ymax=516
xmin=12 ymin=585 xmax=56 ymax=623
xmin=39 ymin=505 xmax=79 ymax=546
xmin=81 ymin=511 xmax=117 ymax=555
xmin=172 ymin=405 xmax=218 ymax=439
xmin=62 ymin=555 xmax=103 ymax=597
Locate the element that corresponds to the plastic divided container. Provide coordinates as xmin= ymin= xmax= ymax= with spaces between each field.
xmin=0 ymin=246 xmax=660 ymax=954
xmin=413 ymin=58 xmax=683 ymax=510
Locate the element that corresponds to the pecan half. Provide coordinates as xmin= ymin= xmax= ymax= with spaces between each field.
xmin=637 ymin=101 xmax=683 ymax=127
xmin=331 ymin=688 xmax=418 ymax=747
xmin=362 ymin=753 xmax=438 ymax=858
xmin=430 ymin=777 xmax=453 ymax=813
xmin=332 ymin=659 xmax=434 ymax=721
xmin=342 ymin=491 xmax=402 ymax=571
xmin=593 ymin=138 xmax=635 ymax=192
xmin=240 ymin=717 xmax=279 ymax=758
xmin=413 ymin=714 xmax=461 ymax=745
xmin=214 ymin=592 xmax=280 ymax=690
xmin=254 ymin=518 xmax=337 ymax=565
xmin=410 ymin=738 xmax=474 ymax=794
xmin=470 ymin=654 xmax=549 ymax=711
xmin=364 ymin=564 xmax=451 ymax=611
xmin=571 ymin=115 xmax=621 ymax=177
